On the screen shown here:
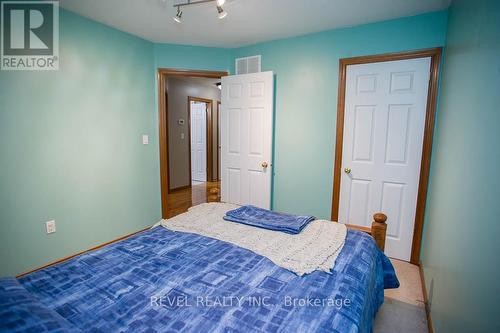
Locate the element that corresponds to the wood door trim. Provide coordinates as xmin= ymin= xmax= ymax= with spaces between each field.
xmin=188 ymin=96 xmax=213 ymax=184
xmin=330 ymin=48 xmax=442 ymax=264
xmin=216 ymin=101 xmax=221 ymax=181
xmin=158 ymin=68 xmax=228 ymax=219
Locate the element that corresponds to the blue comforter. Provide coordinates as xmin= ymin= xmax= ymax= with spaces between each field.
xmin=3 ymin=227 xmax=398 ymax=333
xmin=223 ymin=205 xmax=315 ymax=234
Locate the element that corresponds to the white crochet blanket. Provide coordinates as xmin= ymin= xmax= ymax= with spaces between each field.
xmin=158 ymin=203 xmax=347 ymax=276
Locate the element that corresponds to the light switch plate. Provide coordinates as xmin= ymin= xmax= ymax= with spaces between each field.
xmin=142 ymin=134 xmax=149 ymax=145
xmin=45 ymin=220 xmax=56 ymax=234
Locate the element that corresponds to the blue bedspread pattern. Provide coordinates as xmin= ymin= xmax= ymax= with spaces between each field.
xmin=0 ymin=277 xmax=79 ymax=332
xmin=223 ymin=205 xmax=316 ymax=234
xmin=5 ymin=227 xmax=398 ymax=333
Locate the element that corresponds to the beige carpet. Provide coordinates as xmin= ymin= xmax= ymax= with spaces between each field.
xmin=385 ymin=259 xmax=425 ymax=306
xmin=374 ymin=259 xmax=428 ymax=333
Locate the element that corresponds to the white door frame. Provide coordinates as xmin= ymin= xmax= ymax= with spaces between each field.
xmin=331 ymin=48 xmax=442 ymax=264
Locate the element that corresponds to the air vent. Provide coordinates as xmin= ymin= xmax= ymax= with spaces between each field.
xmin=235 ymin=55 xmax=261 ymax=75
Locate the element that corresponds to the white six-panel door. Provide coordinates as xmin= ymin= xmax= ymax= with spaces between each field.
xmin=339 ymin=58 xmax=431 ymax=261
xmin=221 ymin=71 xmax=274 ymax=209
xmin=190 ymin=101 xmax=207 ymax=182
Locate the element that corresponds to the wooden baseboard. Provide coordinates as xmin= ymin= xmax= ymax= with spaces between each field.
xmin=15 ymin=226 xmax=153 ymax=278
xmin=418 ymin=261 xmax=434 ymax=333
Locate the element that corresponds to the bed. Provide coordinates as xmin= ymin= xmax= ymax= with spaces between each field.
xmin=0 ymin=204 xmax=398 ymax=333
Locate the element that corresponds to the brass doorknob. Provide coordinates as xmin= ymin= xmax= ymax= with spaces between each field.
xmin=344 ymin=167 xmax=351 ymax=174
xmin=261 ymin=162 xmax=269 ymax=168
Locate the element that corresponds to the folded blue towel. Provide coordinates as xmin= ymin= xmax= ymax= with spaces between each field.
xmin=223 ymin=205 xmax=316 ymax=234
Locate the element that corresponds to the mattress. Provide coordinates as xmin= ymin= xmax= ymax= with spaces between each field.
xmin=3 ymin=224 xmax=398 ymax=332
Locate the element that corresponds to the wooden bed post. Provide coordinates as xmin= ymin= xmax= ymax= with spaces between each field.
xmin=371 ymin=213 xmax=387 ymax=251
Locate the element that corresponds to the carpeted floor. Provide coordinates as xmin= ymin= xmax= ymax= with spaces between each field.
xmin=374 ymin=259 xmax=428 ymax=333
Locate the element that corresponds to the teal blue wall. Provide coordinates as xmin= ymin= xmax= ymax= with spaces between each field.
xmin=0 ymin=10 xmax=234 ymax=277
xmin=421 ymin=0 xmax=500 ymax=331
xmin=0 ymin=10 xmax=160 ymax=276
xmin=231 ymin=11 xmax=449 ymax=218
xmin=154 ymin=43 xmax=230 ymax=72
xmin=0 ymin=9 xmax=450 ymax=276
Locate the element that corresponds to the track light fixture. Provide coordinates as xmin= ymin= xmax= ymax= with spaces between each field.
xmin=216 ymin=5 xmax=227 ymax=19
xmin=173 ymin=0 xmax=228 ymax=23
xmin=173 ymin=7 xmax=182 ymax=23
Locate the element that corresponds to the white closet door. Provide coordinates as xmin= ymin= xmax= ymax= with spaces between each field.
xmin=339 ymin=58 xmax=431 ymax=261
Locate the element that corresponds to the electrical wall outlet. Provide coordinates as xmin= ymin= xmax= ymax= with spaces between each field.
xmin=45 ymin=220 xmax=56 ymax=234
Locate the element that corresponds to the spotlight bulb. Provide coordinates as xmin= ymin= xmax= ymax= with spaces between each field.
xmin=173 ymin=8 xmax=182 ymax=23
xmin=217 ymin=6 xmax=227 ymax=19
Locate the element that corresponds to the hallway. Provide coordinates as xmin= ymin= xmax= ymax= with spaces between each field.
xmin=166 ymin=181 xmax=220 ymax=218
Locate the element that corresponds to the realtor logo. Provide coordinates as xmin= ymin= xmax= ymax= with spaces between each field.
xmin=1 ymin=1 xmax=59 ymax=70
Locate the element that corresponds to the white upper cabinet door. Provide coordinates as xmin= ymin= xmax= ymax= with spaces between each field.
xmin=190 ymin=101 xmax=207 ymax=182
xmin=221 ymin=71 xmax=274 ymax=209
xmin=339 ymin=58 xmax=431 ymax=261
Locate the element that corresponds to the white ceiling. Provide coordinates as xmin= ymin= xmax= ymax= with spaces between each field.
xmin=60 ymin=0 xmax=451 ymax=48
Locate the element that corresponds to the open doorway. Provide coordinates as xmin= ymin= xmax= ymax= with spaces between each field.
xmin=158 ymin=70 xmax=228 ymax=218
